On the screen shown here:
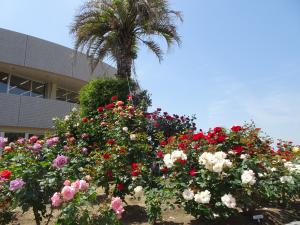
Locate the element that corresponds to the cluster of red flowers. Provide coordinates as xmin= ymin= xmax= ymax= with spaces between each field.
xmin=131 ymin=163 xmax=141 ymax=177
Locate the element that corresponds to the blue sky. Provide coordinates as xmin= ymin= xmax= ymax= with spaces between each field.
xmin=1 ymin=0 xmax=300 ymax=143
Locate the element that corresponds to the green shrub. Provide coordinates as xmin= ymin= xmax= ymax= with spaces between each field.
xmin=79 ymin=77 xmax=132 ymax=116
xmin=79 ymin=77 xmax=152 ymax=116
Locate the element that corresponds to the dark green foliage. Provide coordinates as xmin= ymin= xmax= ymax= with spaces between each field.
xmin=79 ymin=77 xmax=152 ymax=116
xmin=79 ymin=77 xmax=132 ymax=116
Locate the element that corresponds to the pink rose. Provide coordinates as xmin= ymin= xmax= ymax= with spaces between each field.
xmin=71 ymin=180 xmax=81 ymax=191
xmin=61 ymin=186 xmax=76 ymax=201
xmin=51 ymin=192 xmax=62 ymax=207
xmin=78 ymin=180 xmax=89 ymax=191
xmin=52 ymin=155 xmax=69 ymax=168
xmin=64 ymin=180 xmax=71 ymax=186
xmin=110 ymin=197 xmax=125 ymax=219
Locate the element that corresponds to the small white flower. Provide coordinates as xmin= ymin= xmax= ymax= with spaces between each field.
xmin=182 ymin=189 xmax=194 ymax=201
xmin=270 ymin=167 xmax=277 ymax=172
xmin=280 ymin=176 xmax=294 ymax=184
xmin=241 ymin=170 xmax=256 ymax=185
xmin=130 ymin=134 xmax=136 ymax=141
xmin=134 ymin=186 xmax=143 ymax=197
xmin=194 ymin=190 xmax=211 ymax=204
xmin=228 ymin=150 xmax=235 ymax=155
xmin=240 ymin=154 xmax=249 ymax=159
xmin=171 ymin=150 xmax=187 ymax=162
xmin=163 ymin=154 xmax=174 ymax=168
xmin=122 ymin=127 xmax=128 ymax=132
xmin=72 ymin=107 xmax=77 ymax=112
xmin=258 ymin=173 xmax=264 ymax=177
xmin=221 ymin=194 xmax=236 ymax=208
xmin=64 ymin=115 xmax=70 ymax=121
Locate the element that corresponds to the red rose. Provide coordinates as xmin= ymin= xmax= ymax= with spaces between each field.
xmin=231 ymin=125 xmax=242 ymax=132
xmin=156 ymin=151 xmax=164 ymax=158
xmin=160 ymin=141 xmax=167 ymax=147
xmin=214 ymin=127 xmax=223 ymax=133
xmin=131 ymin=163 xmax=139 ymax=170
xmin=131 ymin=170 xmax=140 ymax=176
xmin=97 ymin=106 xmax=104 ymax=112
xmin=127 ymin=95 xmax=133 ymax=100
xmin=189 ymin=168 xmax=197 ymax=176
xmin=233 ymin=145 xmax=243 ymax=154
xmin=82 ymin=117 xmax=88 ymax=123
xmin=117 ymin=183 xmax=124 ymax=191
xmin=0 ymin=170 xmax=12 ymax=179
xmin=178 ymin=143 xmax=186 ymax=150
xmin=217 ymin=134 xmax=226 ymax=143
xmin=107 ymin=139 xmax=115 ymax=145
xmin=192 ymin=132 xmax=205 ymax=141
xmin=111 ymin=96 xmax=118 ymax=101
xmin=105 ymin=103 xmax=115 ymax=110
xmin=179 ymin=134 xmax=189 ymax=141
xmin=103 ymin=153 xmax=111 ymax=159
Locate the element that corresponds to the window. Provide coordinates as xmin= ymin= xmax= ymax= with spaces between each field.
xmin=56 ymin=88 xmax=79 ymax=104
xmin=5 ymin=132 xmax=25 ymax=142
xmin=0 ymin=72 xmax=9 ymax=93
xmin=5 ymin=74 xmax=46 ymax=98
xmin=31 ymin=81 xmax=46 ymax=98
xmin=9 ymin=75 xmax=31 ymax=96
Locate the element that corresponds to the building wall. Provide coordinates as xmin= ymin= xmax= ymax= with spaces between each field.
xmin=0 ymin=93 xmax=76 ymax=129
xmin=0 ymin=28 xmax=116 ymax=82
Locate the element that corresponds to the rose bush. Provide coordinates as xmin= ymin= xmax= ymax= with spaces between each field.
xmin=0 ymin=96 xmax=299 ymax=225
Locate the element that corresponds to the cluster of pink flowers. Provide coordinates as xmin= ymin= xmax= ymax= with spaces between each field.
xmin=110 ymin=197 xmax=125 ymax=219
xmin=51 ymin=179 xmax=89 ymax=207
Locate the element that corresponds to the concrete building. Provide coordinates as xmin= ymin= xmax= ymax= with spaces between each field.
xmin=0 ymin=28 xmax=116 ymax=141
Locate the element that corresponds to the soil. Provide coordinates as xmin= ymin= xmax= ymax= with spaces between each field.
xmin=8 ymin=196 xmax=300 ymax=225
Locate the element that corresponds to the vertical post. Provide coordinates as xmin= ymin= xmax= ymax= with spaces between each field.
xmin=49 ymin=83 xmax=57 ymax=100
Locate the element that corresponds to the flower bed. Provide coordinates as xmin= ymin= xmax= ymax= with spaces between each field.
xmin=0 ymin=96 xmax=299 ymax=225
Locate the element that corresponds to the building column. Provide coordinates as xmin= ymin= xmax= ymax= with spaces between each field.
xmin=47 ymin=83 xmax=57 ymax=100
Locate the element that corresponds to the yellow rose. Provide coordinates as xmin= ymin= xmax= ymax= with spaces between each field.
xmin=292 ymin=146 xmax=300 ymax=153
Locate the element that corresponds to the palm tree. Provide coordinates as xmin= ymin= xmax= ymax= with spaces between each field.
xmin=71 ymin=0 xmax=182 ymax=78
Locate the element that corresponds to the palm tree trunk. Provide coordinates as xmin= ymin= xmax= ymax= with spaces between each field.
xmin=117 ymin=54 xmax=132 ymax=78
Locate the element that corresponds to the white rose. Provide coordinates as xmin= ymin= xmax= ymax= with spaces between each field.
xmin=134 ymin=186 xmax=143 ymax=197
xmin=241 ymin=170 xmax=256 ymax=185
xmin=212 ymin=162 xmax=224 ymax=173
xmin=280 ymin=176 xmax=294 ymax=184
xmin=171 ymin=150 xmax=187 ymax=162
xmin=182 ymin=189 xmax=194 ymax=201
xmin=221 ymin=194 xmax=236 ymax=208
xmin=163 ymin=154 xmax=174 ymax=168
xmin=130 ymin=134 xmax=136 ymax=141
xmin=214 ymin=151 xmax=227 ymax=160
xmin=122 ymin=127 xmax=128 ymax=132
xmin=194 ymin=190 xmax=211 ymax=204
